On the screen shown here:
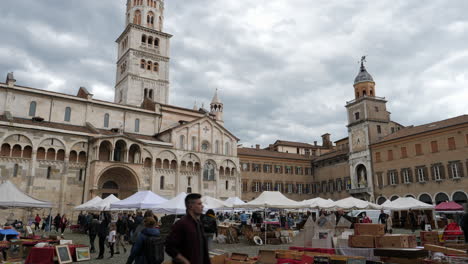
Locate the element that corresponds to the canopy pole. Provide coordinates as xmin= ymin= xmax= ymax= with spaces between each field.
xmin=264 ymin=207 xmax=267 ymax=245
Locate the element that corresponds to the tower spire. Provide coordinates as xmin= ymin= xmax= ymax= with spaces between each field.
xmin=353 ymin=56 xmax=375 ymax=99
xmin=210 ymin=88 xmax=224 ymax=123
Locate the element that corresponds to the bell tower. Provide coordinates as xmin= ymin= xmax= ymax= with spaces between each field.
xmin=115 ymin=0 xmax=172 ymax=106
xmin=210 ymin=89 xmax=224 ymax=124
xmin=345 ymin=56 xmax=391 ymax=201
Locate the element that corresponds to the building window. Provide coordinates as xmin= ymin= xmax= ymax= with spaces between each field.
xmin=328 ymin=181 xmax=334 ymax=193
xmin=430 ymin=140 xmax=438 ymax=153
xmin=225 ymin=180 xmax=229 ymax=190
xmin=265 ymin=182 xmax=271 ymax=191
xmin=64 ymin=107 xmax=71 ymax=122
xmin=263 ymin=164 xmax=271 ymax=173
xmin=377 ymin=125 xmax=381 ymax=134
xmin=275 ymin=182 xmax=283 ymax=192
xmin=153 ymin=62 xmax=159 ymax=72
xmin=140 ymin=59 xmax=146 ymax=69
xmin=402 ymin=169 xmax=410 ymax=184
xmin=295 ymin=167 xmax=302 ymax=175
xmin=354 ymin=112 xmax=360 ymax=120
xmin=401 ymin=147 xmax=407 ymax=158
xmin=448 ymin=137 xmax=456 ymax=150
xmin=298 ymin=184 xmax=303 ymax=194
xmin=450 ymin=163 xmax=460 ymax=179
xmin=387 ymin=150 xmax=393 ymax=161
xmin=375 ymin=152 xmax=381 ymax=162
xmin=191 ymin=136 xmax=196 ymax=151
xmin=285 ymin=166 xmax=292 ymax=174
xmin=336 ymin=179 xmax=342 ymax=192
xmin=201 ymin=142 xmax=209 ymax=152
xmin=345 ymin=178 xmax=351 ymax=190
xmin=104 ymin=113 xmax=110 ymax=128
xmin=13 ymin=164 xmax=19 ymax=177
xmin=203 ymin=162 xmax=215 ymax=181
xmin=389 ymin=171 xmax=396 ymax=185
xmin=253 ymin=164 xmax=260 ymax=172
xmin=275 ymin=165 xmax=282 ymax=173
xmin=179 ymin=135 xmax=185 ymax=149
xmin=415 ymin=144 xmax=423 ymax=155
xmin=29 ymin=101 xmax=37 ymax=117
xmin=287 ymin=184 xmax=293 ymax=194
xmin=160 ymin=176 xmax=165 ymax=189
xmin=433 ymin=165 xmax=441 ymax=181
xmin=417 ymin=167 xmax=426 ymax=182
xmin=225 ymin=142 xmax=230 ymax=155
xmin=47 ymin=166 xmax=52 ymax=179
xmin=241 ymin=163 xmax=249 ymax=171
xmin=254 ymin=182 xmax=260 ymax=192
xmin=79 ymin=169 xmax=84 ymax=181
xmin=375 ymin=106 xmax=379 ymax=112
xmin=242 ymin=181 xmax=247 ymax=192
xmin=135 ymin=119 xmax=140 ymax=132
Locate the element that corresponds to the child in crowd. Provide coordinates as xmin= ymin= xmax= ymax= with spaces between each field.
xmin=108 ymin=223 xmax=116 ymax=259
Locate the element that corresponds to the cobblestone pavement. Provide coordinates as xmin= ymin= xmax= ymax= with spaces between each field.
xmin=37 ymin=228 xmax=424 ymax=264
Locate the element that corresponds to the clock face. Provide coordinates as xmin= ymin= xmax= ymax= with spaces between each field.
xmin=352 ymin=130 xmax=366 ymax=150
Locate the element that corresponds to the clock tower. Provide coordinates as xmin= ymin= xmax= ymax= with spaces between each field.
xmin=346 ymin=57 xmax=391 ymax=201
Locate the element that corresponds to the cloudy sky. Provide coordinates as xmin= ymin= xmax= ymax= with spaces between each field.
xmin=1 ymin=0 xmax=467 ymax=147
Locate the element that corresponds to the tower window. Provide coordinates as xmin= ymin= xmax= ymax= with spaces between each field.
xmin=47 ymin=166 xmax=52 ymax=179
xmin=160 ymin=176 xmax=165 ymax=190
xmin=370 ymin=90 xmax=373 ymax=96
xmin=133 ymin=10 xmax=142 ymax=25
xmin=149 ymin=89 xmax=153 ymax=99
xmin=148 ymin=37 xmax=153 ymax=45
xmin=135 ymin=119 xmax=140 ymax=132
xmin=154 ymin=38 xmax=160 ymax=47
xmin=64 ymin=107 xmax=71 ymax=122
xmin=140 ymin=59 xmax=146 ymax=69
xmin=144 ymin=88 xmax=148 ymax=98
xmin=363 ymin=90 xmax=367 ymax=96
xmin=179 ymin=135 xmax=185 ymax=149
xmin=153 ymin=62 xmax=159 ymax=72
xmin=354 ymin=112 xmax=360 ymax=120
xmin=147 ymin=61 xmax=152 ymax=70
xmin=377 ymin=125 xmax=381 ymax=134
xmin=191 ymin=136 xmax=197 ymax=151
xmin=79 ymin=169 xmax=84 ymax=181
xmin=29 ymin=101 xmax=37 ymax=117
xmin=104 ymin=113 xmax=110 ymax=128
xmin=141 ymin=34 xmax=147 ymax=43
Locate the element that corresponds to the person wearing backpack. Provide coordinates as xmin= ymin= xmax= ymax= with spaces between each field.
xmin=202 ymin=209 xmax=218 ymax=250
xmin=126 ymin=217 xmax=162 ymax=264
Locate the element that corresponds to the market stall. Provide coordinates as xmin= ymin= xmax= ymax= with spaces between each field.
xmin=152 ymin=192 xmax=187 ymax=214
xmin=73 ymin=196 xmax=102 ymax=211
xmin=110 ymin=190 xmax=167 ymax=210
xmin=87 ymin=194 xmax=120 ymax=211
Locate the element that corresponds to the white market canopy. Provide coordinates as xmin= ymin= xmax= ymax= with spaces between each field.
xmin=74 ymin=196 xmax=103 ymax=211
xmin=323 ymin=197 xmax=382 ymax=210
xmin=110 ymin=191 xmax=168 ymax=210
xmin=236 ymin=191 xmax=305 ymax=209
xmin=301 ymin=197 xmax=335 ymax=209
xmin=0 ymin=181 xmax=53 ymax=208
xmin=202 ymin=196 xmax=229 ymax=210
xmin=382 ymin=197 xmax=434 ymax=210
xmin=152 ymin=192 xmax=188 ymax=214
xmin=224 ymin=197 xmax=245 ymax=207
xmin=88 ymin=194 xmax=120 ymax=211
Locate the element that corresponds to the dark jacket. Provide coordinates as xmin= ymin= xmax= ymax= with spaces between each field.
xmin=165 ymin=214 xmax=210 ymax=264
xmin=202 ymin=214 xmax=218 ymax=236
xmin=126 ymin=227 xmax=161 ymax=264
xmin=98 ymin=218 xmax=110 ymax=238
xmin=461 ymin=213 xmax=468 ymax=231
xmin=89 ymin=219 xmax=100 ymax=236
xmin=117 ymin=218 xmax=128 ymax=235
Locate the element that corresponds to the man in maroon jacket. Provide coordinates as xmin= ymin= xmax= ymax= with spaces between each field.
xmin=166 ymin=193 xmax=210 ymax=264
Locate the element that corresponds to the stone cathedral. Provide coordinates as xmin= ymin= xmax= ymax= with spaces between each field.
xmin=0 ymin=0 xmax=241 ymax=216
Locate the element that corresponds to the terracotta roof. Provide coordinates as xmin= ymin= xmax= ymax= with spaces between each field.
xmin=375 ymin=115 xmax=468 ymax=144
xmin=237 ymin=147 xmax=313 ymax=161
xmin=272 ymin=140 xmax=323 ymax=149
xmin=334 ymin=137 xmax=349 ymax=143
xmin=0 ymin=116 xmax=94 ymax=134
xmin=313 ymin=148 xmax=349 ymax=162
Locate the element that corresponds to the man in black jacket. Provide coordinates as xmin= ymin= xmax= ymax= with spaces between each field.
xmin=97 ymin=213 xmax=110 ymax=259
xmin=88 ymin=214 xmax=99 ymax=253
xmin=461 ymin=205 xmax=468 ymax=243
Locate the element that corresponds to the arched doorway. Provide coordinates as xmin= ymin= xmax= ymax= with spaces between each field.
xmin=356 ymin=164 xmax=368 ymax=188
xmin=452 ymin=191 xmax=467 ymax=205
xmin=419 ymin=194 xmax=433 ymax=204
xmin=435 ymin=193 xmax=449 ymax=205
xmin=97 ymin=166 xmax=138 ymax=199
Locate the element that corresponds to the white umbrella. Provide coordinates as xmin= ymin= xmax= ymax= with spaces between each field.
xmin=74 ymin=196 xmax=103 ymax=211
xmin=110 ymin=191 xmax=168 ymax=209
xmin=382 ymin=197 xmax=434 ymax=210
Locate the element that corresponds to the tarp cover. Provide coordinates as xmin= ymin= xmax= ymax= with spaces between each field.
xmin=435 ymin=201 xmax=463 ymax=211
xmin=152 ymin=192 xmax=188 ymax=214
xmin=88 ymin=194 xmax=120 ymax=211
xmin=236 ymin=191 xmax=305 ymax=209
xmin=382 ymin=197 xmax=434 ymax=210
xmin=323 ymin=197 xmax=382 ymax=210
xmin=74 ymin=196 xmax=103 ymax=211
xmin=0 ymin=181 xmax=53 ymax=208
xmin=110 ymin=191 xmax=168 ymax=209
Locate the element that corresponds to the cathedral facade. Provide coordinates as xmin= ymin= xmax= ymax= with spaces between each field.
xmin=0 ymin=0 xmax=240 ymax=215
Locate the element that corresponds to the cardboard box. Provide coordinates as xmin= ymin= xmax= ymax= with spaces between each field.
xmin=258 ymin=250 xmax=276 ymax=264
xmin=231 ymin=253 xmax=249 ymax=261
xmin=276 ymin=250 xmax=299 ymax=260
xmin=211 ymin=254 xmax=227 ymax=264
xmin=348 ymin=235 xmax=376 ymax=248
xmin=375 ymin=235 xmax=417 ymax=248
xmin=420 ymin=231 xmax=440 ymax=245
xmin=354 ymin=224 xmax=385 ymax=236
